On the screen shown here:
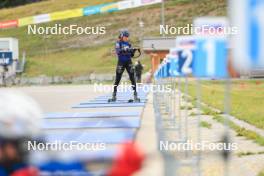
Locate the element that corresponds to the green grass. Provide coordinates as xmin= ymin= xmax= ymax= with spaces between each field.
xmin=237 ymin=151 xmax=264 ymax=157
xmin=202 ymin=106 xmax=222 ymax=116
xmin=180 ymin=104 xmax=193 ymax=110
xmin=213 ymin=115 xmax=264 ymax=146
xmin=258 ymin=169 xmax=264 ymax=176
xmin=186 ymin=94 xmax=264 ymax=146
xmin=200 ymin=121 xmax=212 ymax=129
xmin=25 ymin=44 xmax=116 ymax=77
xmin=188 ymin=96 xmax=264 ymax=146
xmin=25 ymin=44 xmax=152 ymax=77
xmin=186 ymin=80 xmax=264 ymax=129
xmin=0 ymin=0 xmax=227 ymax=77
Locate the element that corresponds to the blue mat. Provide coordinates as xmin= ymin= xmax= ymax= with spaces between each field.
xmin=44 ymin=111 xmax=141 ymax=119
xmin=42 ymin=118 xmax=141 ymax=129
xmin=98 ymin=92 xmax=147 ymax=95
xmin=44 ymin=130 xmax=135 ymax=143
xmin=97 ymin=93 xmax=147 ymax=95
xmin=80 ymin=100 xmax=147 ymax=105
xmin=96 ymin=93 xmax=148 ymax=97
xmin=96 ymin=95 xmax=147 ymax=98
xmin=94 ymin=97 xmax=147 ymax=101
xmin=33 ymin=149 xmax=117 ymax=164
xmin=72 ymin=103 xmax=145 ymax=108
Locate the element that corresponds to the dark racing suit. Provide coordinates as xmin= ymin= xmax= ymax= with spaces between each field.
xmin=113 ymin=40 xmax=137 ymax=96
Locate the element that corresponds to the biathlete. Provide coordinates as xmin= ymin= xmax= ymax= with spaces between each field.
xmin=108 ymin=30 xmax=140 ymax=102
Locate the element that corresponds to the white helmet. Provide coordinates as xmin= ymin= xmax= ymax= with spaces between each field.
xmin=0 ymin=90 xmax=42 ymax=139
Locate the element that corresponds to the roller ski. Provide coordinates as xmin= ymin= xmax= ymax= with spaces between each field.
xmin=108 ymin=93 xmax=116 ymax=102
xmin=128 ymin=92 xmax=141 ymax=103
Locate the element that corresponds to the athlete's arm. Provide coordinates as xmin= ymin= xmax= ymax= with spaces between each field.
xmin=115 ymin=42 xmax=122 ymax=55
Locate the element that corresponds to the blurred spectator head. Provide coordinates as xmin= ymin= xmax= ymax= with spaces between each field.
xmin=0 ymin=90 xmax=42 ymax=166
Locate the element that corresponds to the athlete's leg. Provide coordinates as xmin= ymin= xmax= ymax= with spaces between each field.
xmin=113 ymin=62 xmax=125 ymax=96
xmin=125 ymin=61 xmax=137 ymax=93
xmin=109 ymin=62 xmax=125 ymax=102
xmin=125 ymin=61 xmax=140 ymax=102
xmin=136 ymin=74 xmax=141 ymax=83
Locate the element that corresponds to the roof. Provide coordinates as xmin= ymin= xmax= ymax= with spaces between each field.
xmin=142 ymin=37 xmax=176 ymax=51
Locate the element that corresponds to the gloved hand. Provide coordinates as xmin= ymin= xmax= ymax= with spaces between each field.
xmin=120 ymin=47 xmax=131 ymax=52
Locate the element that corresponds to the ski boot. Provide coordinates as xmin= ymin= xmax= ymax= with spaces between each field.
xmin=128 ymin=92 xmax=140 ymax=103
xmin=134 ymin=92 xmax=141 ymax=102
xmin=108 ymin=93 xmax=117 ymax=102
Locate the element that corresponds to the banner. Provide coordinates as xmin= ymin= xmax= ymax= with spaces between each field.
xmin=230 ymin=0 xmax=264 ymax=72
xmin=0 ymin=20 xmax=18 ymax=28
xmin=118 ymin=0 xmax=132 ymax=10
xmin=100 ymin=3 xmax=119 ymax=13
xmin=34 ymin=14 xmax=51 ymax=24
xmin=50 ymin=8 xmax=83 ymax=21
xmin=141 ymin=0 xmax=162 ymax=6
xmin=131 ymin=0 xmax=142 ymax=8
xmin=193 ymin=17 xmax=229 ymax=78
xmin=0 ymin=0 xmax=162 ymax=29
xmin=83 ymin=4 xmax=105 ymax=16
xmin=193 ymin=17 xmax=228 ymax=37
xmin=0 ymin=52 xmax=13 ymax=66
xmin=18 ymin=16 xmax=34 ymax=27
